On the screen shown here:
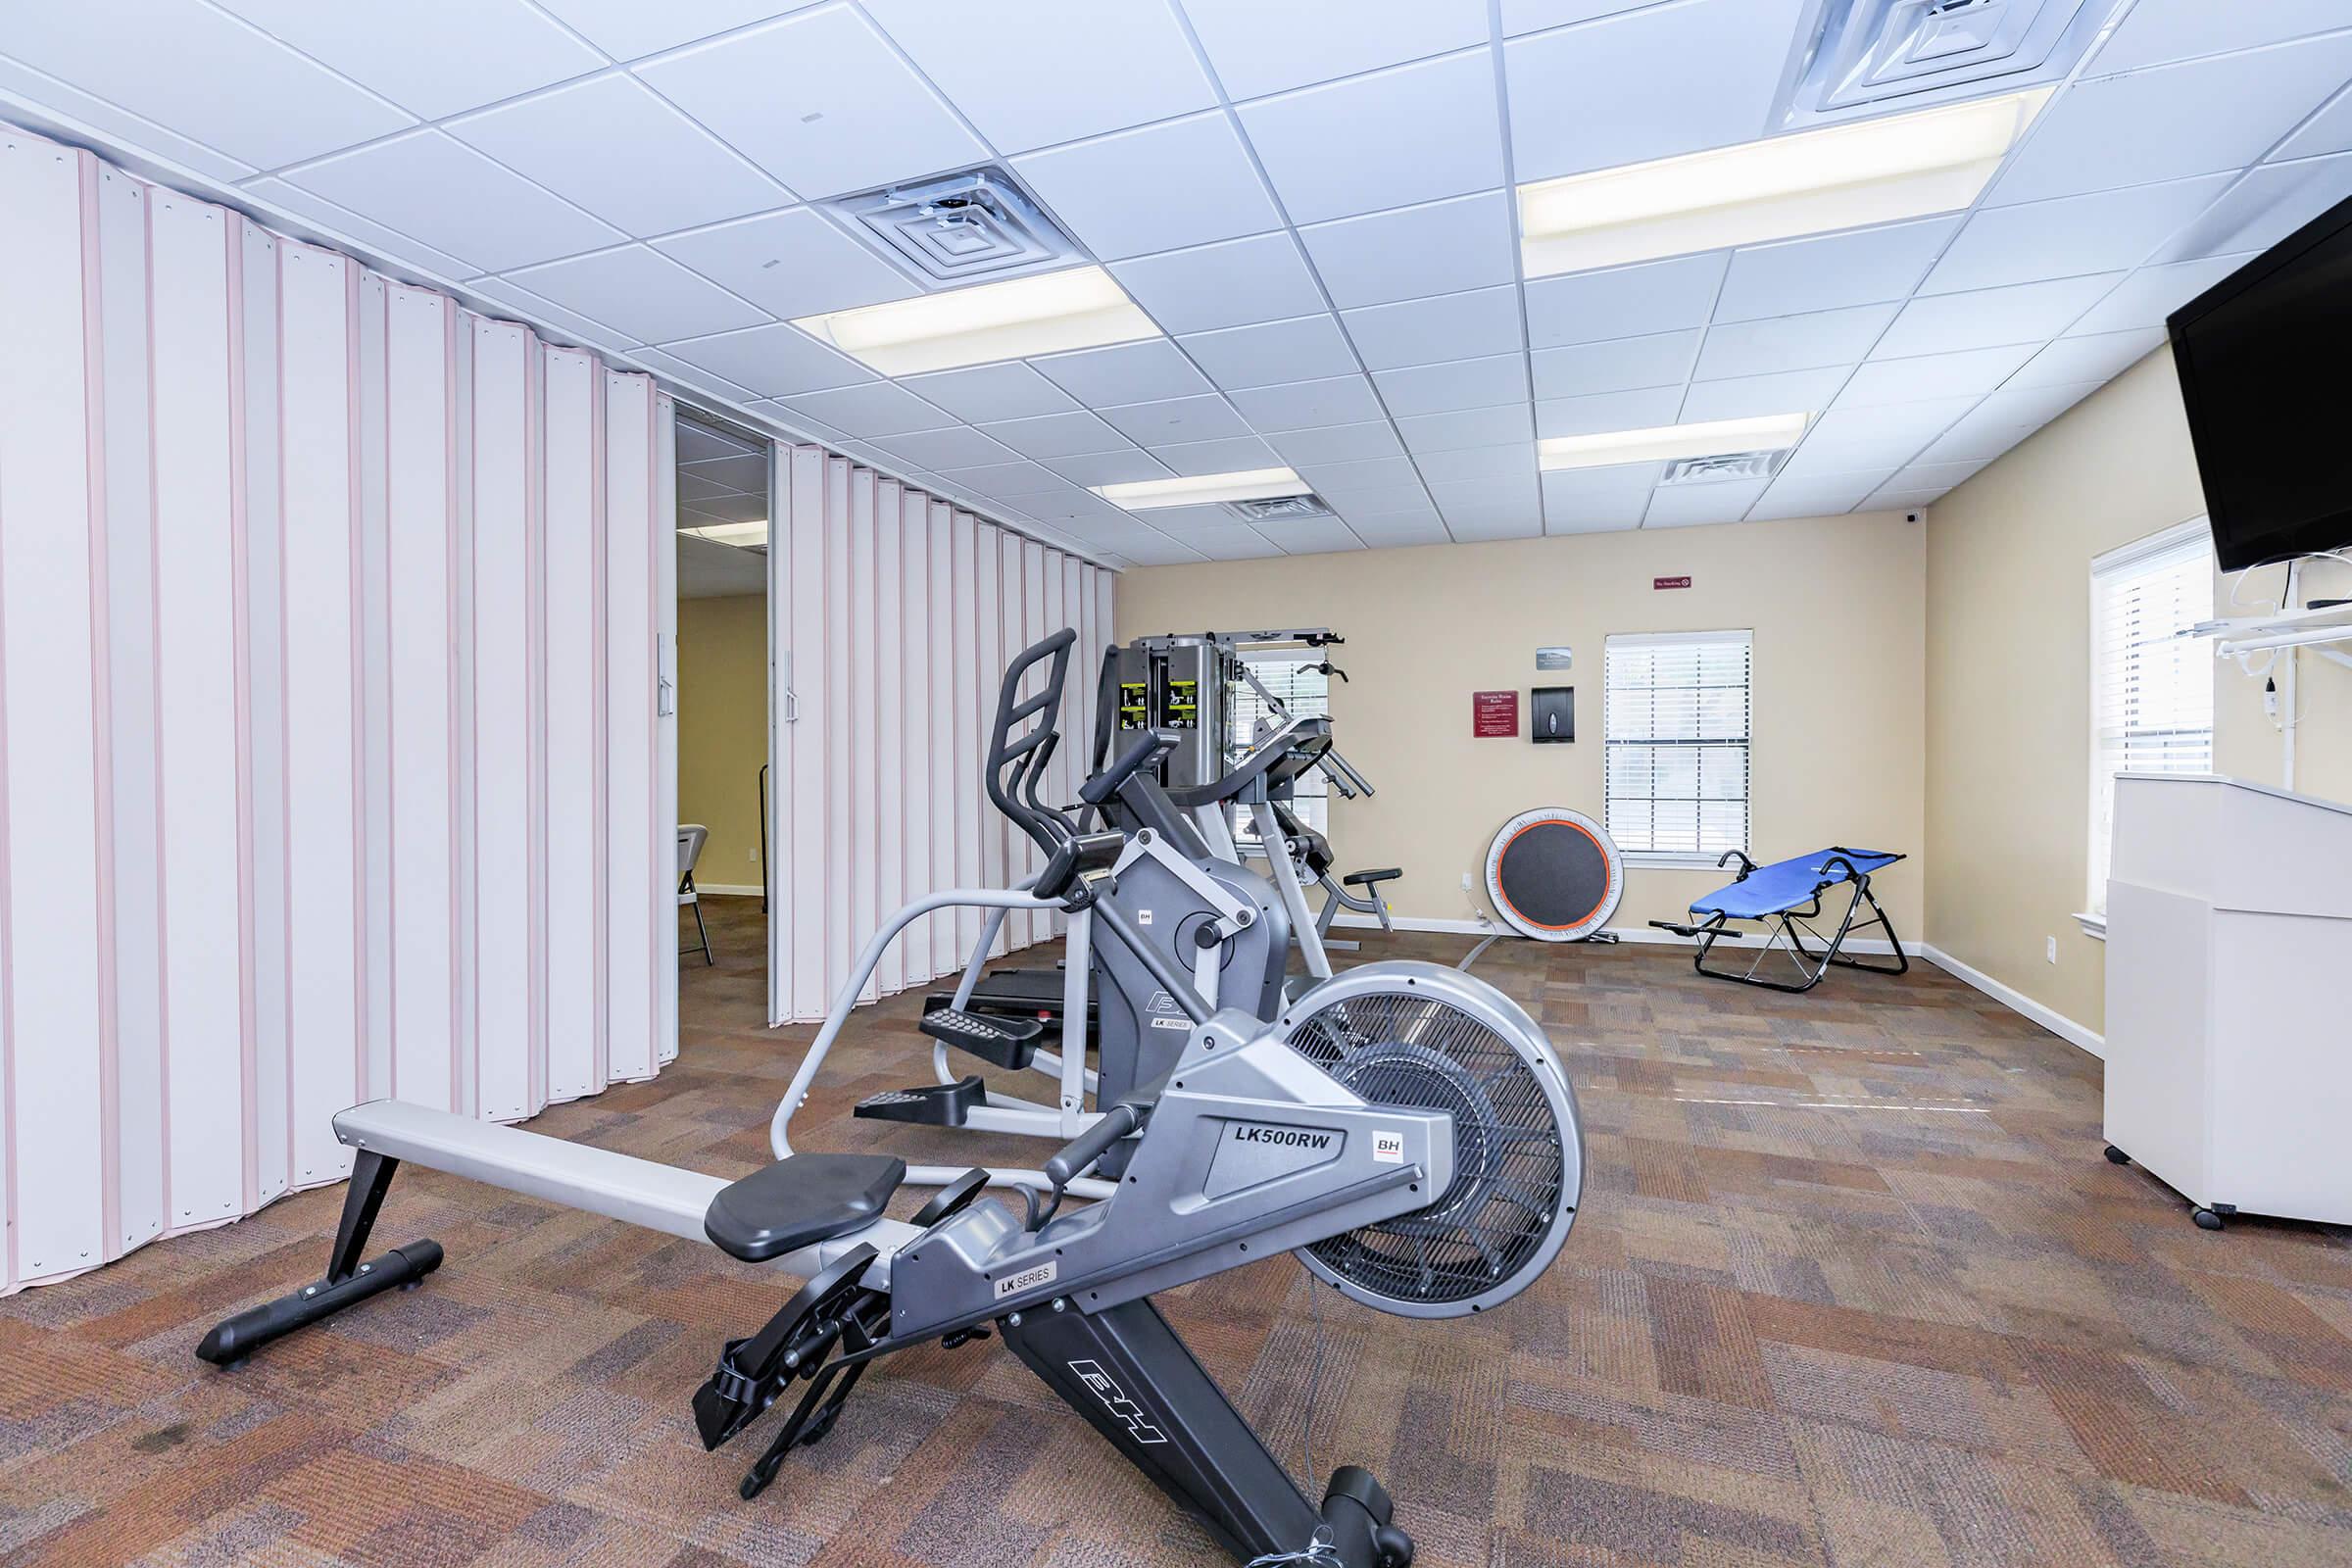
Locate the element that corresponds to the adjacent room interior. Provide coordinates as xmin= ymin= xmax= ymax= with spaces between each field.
xmin=1 ymin=4 xmax=2347 ymax=1566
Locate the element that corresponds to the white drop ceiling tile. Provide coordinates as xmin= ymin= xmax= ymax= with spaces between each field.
xmin=1373 ymin=355 xmax=1530 ymax=418
xmin=932 ymin=460 xmax=1067 ymax=499
xmin=2277 ymin=87 xmax=2352 ymax=161
xmin=1442 ymin=509 xmax=1544 ymax=542
xmin=1695 ymin=304 xmax=1899 ymax=380
xmin=1412 ymin=445 xmax=1538 ymax=484
xmin=509 ymin=245 xmax=767 ymax=344
xmin=748 ymin=398 xmax=851 ymax=444
xmin=1712 ymin=217 xmax=1961 ymax=322
xmin=1524 ymin=253 xmax=1729 ymax=349
xmin=680 ymin=452 xmax=768 ymax=490
xmin=1115 ymin=533 xmax=1213 ymax=565
xmin=1805 ymin=396 xmax=1976 ymax=450
xmin=864 ymin=0 xmax=1213 ymax=153
xmin=1040 ymin=450 xmax=1177 ymax=488
xmin=1642 ymin=478 xmax=1771 ymax=529
xmin=1295 ymin=456 xmax=1425 ymax=497
xmin=654 ymin=208 xmax=916 ymax=319
xmin=677 ymin=420 xmax=760 ymax=463
xmin=1171 ymin=525 xmax=1291 ymax=560
xmin=676 ymin=469 xmax=735 ymax=504
xmin=2009 ymin=328 xmax=2167 ymax=389
xmin=1013 ymin=114 xmax=1281 ymax=262
xmin=1129 ymin=503 xmax=1241 ymax=532
xmin=1181 ymin=0 xmax=1489 ymax=100
xmin=976 ymin=411 xmax=1133 ymax=459
xmin=1747 ymin=469 xmax=1891 ymax=520
xmin=635 ymin=6 xmax=984 ymax=199
xmin=1920 ymin=175 xmax=2236 ymax=295
xmin=1867 ymin=486 xmax=1946 ymax=511
xmin=2158 ymin=153 xmax=2352 ymax=263
xmin=249 ymin=176 xmax=478 ymax=282
xmin=1397 ymin=403 xmax=1536 ymax=453
xmin=1346 ymin=513 xmax=1453 ymax=548
xmin=1096 ymin=394 xmax=1252 ymax=445
xmin=1534 ymin=385 xmax=1683 ymax=438
xmin=1504 ymin=0 xmax=1807 ymax=182
xmin=779 ymin=379 xmax=956 ymax=438
xmin=1886 ymin=460 xmax=1989 ymax=492
xmin=1990 ymin=36 xmax=2352 ymax=206
xmin=1261 ymin=519 xmax=1365 ymax=555
xmin=683 ymin=490 xmax=769 ymax=523
xmin=868 ymin=425 xmax=1018 ymax=470
xmin=1774 ymin=435 xmax=1922 ymax=479
xmin=1531 ymin=329 xmax=1700 ymax=400
xmin=1225 ymin=376 xmax=1386 ymax=433
xmin=901 ymin=363 xmax=1078 ymax=422
xmin=449 ymin=76 xmax=791 ymax=237
xmin=1678 ymin=367 xmax=1851 ymax=423
xmin=1835 ymin=344 xmax=2036 ymax=407
xmin=1870 ymin=274 xmax=2121 ymax=359
xmin=534 ymin=0 xmax=822 ymax=60
xmin=214 ymin=0 xmax=600 ymax=120
xmin=1541 ymin=461 xmax=1660 ymax=532
xmin=656 ymin=322 xmax=874 ymax=396
xmin=1107 ymin=232 xmax=1328 ymax=335
xmin=1178 ymin=316 xmax=1359 ymax=391
xmin=1502 ymin=0 xmax=1654 ymax=35
xmin=1032 ymin=339 xmax=1211 ymax=406
xmin=1915 ymin=418 xmax=2035 ymax=466
xmin=1296 ymin=190 xmax=1517 ymax=309
xmin=1970 ymin=379 xmax=2103 ymax=429
xmin=1237 ymin=51 xmax=1502 ymax=225
xmin=1266 ymin=422 xmax=1406 ymax=466
xmin=1341 ymin=286 xmax=1525 ymax=370
xmin=2 ymin=1 xmax=414 ymax=169
xmin=2064 ymin=255 xmax=2251 ymax=335
xmin=0 ymin=60 xmax=256 ymax=182
xmin=2088 ymin=0 xmax=2352 ymax=75
xmin=284 ymin=131 xmax=625 ymax=272
xmin=1150 ymin=435 xmax=1285 ymax=473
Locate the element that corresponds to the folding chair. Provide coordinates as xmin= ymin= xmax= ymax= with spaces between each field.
xmin=678 ymin=823 xmax=713 ymax=965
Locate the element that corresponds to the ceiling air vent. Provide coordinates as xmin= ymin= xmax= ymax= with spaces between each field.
xmin=824 ymin=167 xmax=1082 ymax=286
xmin=1660 ymin=452 xmax=1783 ymax=486
xmin=1784 ymin=0 xmax=2126 ymax=125
xmin=1223 ymin=494 xmax=1332 ymax=523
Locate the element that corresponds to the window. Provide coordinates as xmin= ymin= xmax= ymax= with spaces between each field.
xmin=1604 ymin=631 xmax=1751 ymax=862
xmin=1229 ymin=656 xmax=1330 ymax=842
xmin=2088 ymin=524 xmax=2215 ymax=917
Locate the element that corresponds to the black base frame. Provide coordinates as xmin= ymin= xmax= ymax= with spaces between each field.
xmin=1650 ymin=849 xmax=1910 ymax=995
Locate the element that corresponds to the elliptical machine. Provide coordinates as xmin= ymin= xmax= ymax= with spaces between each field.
xmin=199 ymin=627 xmax=1588 ymax=1568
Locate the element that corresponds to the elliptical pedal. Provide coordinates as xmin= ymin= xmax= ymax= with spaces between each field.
xmin=854 ymin=1075 xmax=985 ymax=1127
xmin=918 ymin=1006 xmax=1045 ymax=1070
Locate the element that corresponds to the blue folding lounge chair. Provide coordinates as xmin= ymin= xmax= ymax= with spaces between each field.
xmin=1650 ymin=847 xmax=1909 ymax=994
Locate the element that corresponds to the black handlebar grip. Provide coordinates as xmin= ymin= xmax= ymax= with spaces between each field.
xmin=1042 ymin=1102 xmax=1145 ymax=1190
xmin=1080 ymin=728 xmax=1174 ymax=806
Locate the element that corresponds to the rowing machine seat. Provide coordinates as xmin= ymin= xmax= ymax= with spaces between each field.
xmin=1343 ymin=867 xmax=1400 ymax=888
xmin=705 ymin=1154 xmax=906 ymax=1262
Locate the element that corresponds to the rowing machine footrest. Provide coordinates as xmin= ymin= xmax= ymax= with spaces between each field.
xmin=919 ymin=1006 xmax=1044 ymax=1069
xmin=855 ymin=1075 xmax=985 ymax=1127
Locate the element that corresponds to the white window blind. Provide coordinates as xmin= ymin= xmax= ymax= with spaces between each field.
xmin=1230 ymin=656 xmax=1329 ymax=838
xmin=2088 ymin=525 xmax=2214 ymax=915
xmin=1604 ymin=631 xmax=1751 ymax=860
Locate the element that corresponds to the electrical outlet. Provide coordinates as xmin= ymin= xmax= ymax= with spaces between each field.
xmin=2045 ymin=936 xmax=2057 ymax=964
xmin=1460 ymin=871 xmax=1472 ymax=891
xmin=750 ymin=848 xmax=760 ymax=862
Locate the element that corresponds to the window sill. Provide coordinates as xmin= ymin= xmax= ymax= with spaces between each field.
xmin=2072 ymin=911 xmax=2107 ymax=941
xmin=1623 ymin=853 xmax=1736 ymax=870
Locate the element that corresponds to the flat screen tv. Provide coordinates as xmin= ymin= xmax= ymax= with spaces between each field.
xmin=2169 ymin=190 xmax=2352 ymax=573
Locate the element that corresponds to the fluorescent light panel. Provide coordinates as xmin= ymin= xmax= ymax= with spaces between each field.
xmin=793 ymin=265 xmax=1160 ymax=376
xmin=1539 ymin=414 xmax=1811 ymax=471
xmin=1091 ymin=466 xmax=1306 ymax=510
xmin=683 ymin=519 xmax=769 ymax=548
xmin=1518 ymin=88 xmax=2051 ymax=276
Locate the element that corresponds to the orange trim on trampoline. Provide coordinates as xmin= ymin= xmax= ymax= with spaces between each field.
xmin=1494 ymin=818 xmax=1615 ymax=931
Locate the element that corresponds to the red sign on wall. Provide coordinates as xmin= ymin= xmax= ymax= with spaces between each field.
xmin=1653 ymin=575 xmax=1692 ymax=590
xmin=1472 ymin=690 xmax=1519 ymax=738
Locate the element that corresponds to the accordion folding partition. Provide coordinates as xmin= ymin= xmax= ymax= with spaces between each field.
xmin=767 ymin=453 xmax=1116 ymax=1026
xmin=0 ymin=127 xmax=677 ymax=1292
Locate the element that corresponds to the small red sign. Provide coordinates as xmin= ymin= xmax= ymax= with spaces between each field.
xmin=1472 ymin=690 xmax=1519 ymax=738
xmin=1654 ymin=575 xmax=1692 ymax=590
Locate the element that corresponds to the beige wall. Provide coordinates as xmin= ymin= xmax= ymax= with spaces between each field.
xmin=678 ymin=593 xmax=768 ymax=894
xmin=1116 ymin=512 xmax=1927 ymax=936
xmin=1926 ymin=346 xmax=2352 ymax=1036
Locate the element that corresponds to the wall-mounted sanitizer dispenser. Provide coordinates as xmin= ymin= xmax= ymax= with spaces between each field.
xmin=1532 ymin=686 xmax=1573 ymax=744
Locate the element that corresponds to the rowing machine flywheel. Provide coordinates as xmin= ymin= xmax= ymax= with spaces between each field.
xmin=1278 ymin=962 xmax=1582 ymax=1317
xmin=1484 ymin=807 xmax=1623 ymax=943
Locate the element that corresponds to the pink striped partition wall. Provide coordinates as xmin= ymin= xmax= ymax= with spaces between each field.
xmin=767 ymin=453 xmax=1114 ymax=1025
xmin=0 ymin=126 xmax=678 ymax=1293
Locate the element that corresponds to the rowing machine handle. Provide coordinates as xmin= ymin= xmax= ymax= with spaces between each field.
xmin=1080 ymin=728 xmax=1175 ymax=807
xmin=1043 ymin=1101 xmax=1149 ymax=1190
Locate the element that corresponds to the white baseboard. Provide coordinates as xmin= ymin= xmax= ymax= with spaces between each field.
xmin=1919 ymin=943 xmax=2105 ymax=1059
xmin=1332 ymin=910 xmax=1899 ymax=955
xmin=694 ymin=883 xmax=764 ymax=898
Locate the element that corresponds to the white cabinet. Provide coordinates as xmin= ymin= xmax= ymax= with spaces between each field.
xmin=2103 ymin=773 xmax=2352 ymax=1227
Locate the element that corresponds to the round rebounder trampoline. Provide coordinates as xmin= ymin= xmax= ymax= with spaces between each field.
xmin=1481 ymin=808 xmax=1624 ymax=945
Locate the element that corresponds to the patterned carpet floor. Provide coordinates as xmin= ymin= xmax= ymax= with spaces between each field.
xmin=6 ymin=896 xmax=2350 ymax=1567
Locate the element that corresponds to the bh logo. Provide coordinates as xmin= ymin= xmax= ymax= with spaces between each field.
xmin=1068 ymin=1359 xmax=1168 ymax=1445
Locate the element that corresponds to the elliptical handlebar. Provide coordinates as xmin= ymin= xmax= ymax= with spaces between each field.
xmin=1080 ymin=727 xmax=1176 ymax=807
xmin=988 ymin=628 xmax=1079 ymax=859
